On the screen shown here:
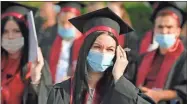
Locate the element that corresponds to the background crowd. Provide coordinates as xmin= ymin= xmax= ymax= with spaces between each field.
xmin=1 ymin=1 xmax=187 ymax=104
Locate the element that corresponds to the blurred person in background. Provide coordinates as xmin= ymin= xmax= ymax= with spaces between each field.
xmin=107 ymin=1 xmax=139 ymax=52
xmin=36 ymin=2 xmax=60 ymax=31
xmin=139 ymin=1 xmax=187 ymax=54
xmin=86 ymin=1 xmax=105 ymax=13
xmin=35 ymin=2 xmax=60 ymax=42
xmin=39 ymin=1 xmax=85 ymax=84
xmin=1 ymin=1 xmax=52 ymax=104
xmin=126 ymin=2 xmax=187 ymax=104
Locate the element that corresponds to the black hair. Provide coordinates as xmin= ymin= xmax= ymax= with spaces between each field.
xmin=1 ymin=16 xmax=29 ymax=81
xmin=72 ymin=31 xmax=119 ymax=104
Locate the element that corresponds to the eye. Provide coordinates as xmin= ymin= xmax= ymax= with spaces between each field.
xmin=14 ymin=29 xmax=21 ymax=33
xmin=158 ymin=25 xmax=163 ymax=29
xmin=93 ymin=45 xmax=100 ymax=49
xmin=107 ymin=48 xmax=114 ymax=52
xmin=167 ymin=26 xmax=173 ymax=29
xmin=3 ymin=29 xmax=8 ymax=34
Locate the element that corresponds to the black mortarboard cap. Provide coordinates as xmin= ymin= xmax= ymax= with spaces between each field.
xmin=56 ymin=1 xmax=85 ymax=15
xmin=150 ymin=2 xmax=187 ymax=27
xmin=69 ymin=7 xmax=133 ymax=36
xmin=1 ymin=1 xmax=37 ymax=15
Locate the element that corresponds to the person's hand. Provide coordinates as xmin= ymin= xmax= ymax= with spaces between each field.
xmin=112 ymin=45 xmax=128 ymax=82
xmin=140 ymin=86 xmax=163 ymax=104
xmin=31 ymin=47 xmax=44 ymax=84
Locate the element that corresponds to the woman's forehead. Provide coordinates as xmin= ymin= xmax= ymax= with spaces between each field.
xmin=5 ymin=20 xmax=19 ymax=29
xmin=94 ymin=34 xmax=116 ymax=46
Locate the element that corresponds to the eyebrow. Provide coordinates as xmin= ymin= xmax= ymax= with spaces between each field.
xmin=93 ymin=43 xmax=115 ymax=48
xmin=93 ymin=43 xmax=100 ymax=46
xmin=108 ymin=46 xmax=115 ymax=48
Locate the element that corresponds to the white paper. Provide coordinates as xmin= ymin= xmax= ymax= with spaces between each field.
xmin=27 ymin=11 xmax=38 ymax=62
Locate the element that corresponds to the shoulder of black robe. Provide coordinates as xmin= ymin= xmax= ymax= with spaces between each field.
xmin=124 ymin=50 xmax=142 ymax=84
xmin=47 ymin=76 xmax=155 ymax=104
xmin=124 ymin=31 xmax=140 ymax=52
xmin=164 ymin=50 xmax=187 ymax=104
xmin=179 ymin=36 xmax=187 ymax=49
xmin=109 ymin=76 xmax=155 ymax=104
xmin=22 ymin=60 xmax=53 ymax=104
xmin=47 ymin=79 xmax=71 ymax=104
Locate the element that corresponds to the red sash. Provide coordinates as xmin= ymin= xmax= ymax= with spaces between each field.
xmin=49 ymin=34 xmax=84 ymax=83
xmin=136 ymin=39 xmax=184 ymax=88
xmin=139 ymin=30 xmax=153 ymax=54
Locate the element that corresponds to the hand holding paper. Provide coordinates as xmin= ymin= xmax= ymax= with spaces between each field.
xmin=30 ymin=47 xmax=44 ymax=84
xmin=27 ymin=11 xmax=44 ymax=84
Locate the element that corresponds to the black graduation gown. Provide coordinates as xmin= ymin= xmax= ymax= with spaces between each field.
xmin=23 ymin=60 xmax=53 ymax=104
xmin=47 ymin=76 xmax=156 ymax=104
xmin=125 ymin=50 xmax=187 ymax=104
xmin=124 ymin=31 xmax=139 ymax=52
xmin=180 ymin=36 xmax=187 ymax=49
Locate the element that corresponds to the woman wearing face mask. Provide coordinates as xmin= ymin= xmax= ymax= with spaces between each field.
xmin=1 ymin=2 xmax=52 ymax=104
xmin=47 ymin=7 xmax=155 ymax=104
xmin=127 ymin=2 xmax=187 ymax=104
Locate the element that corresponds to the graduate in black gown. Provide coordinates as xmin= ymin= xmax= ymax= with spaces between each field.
xmin=125 ymin=2 xmax=187 ymax=104
xmin=47 ymin=7 xmax=155 ymax=104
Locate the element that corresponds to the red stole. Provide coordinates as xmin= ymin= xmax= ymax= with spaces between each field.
xmin=136 ymin=39 xmax=184 ymax=88
xmin=49 ymin=35 xmax=62 ymax=83
xmin=1 ymin=56 xmax=25 ymax=104
xmin=139 ymin=30 xmax=153 ymax=54
xmin=49 ymin=35 xmax=84 ymax=83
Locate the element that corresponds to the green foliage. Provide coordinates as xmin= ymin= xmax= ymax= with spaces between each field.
xmin=124 ymin=2 xmax=153 ymax=37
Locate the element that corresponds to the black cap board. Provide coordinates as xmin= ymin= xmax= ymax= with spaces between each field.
xmin=150 ymin=1 xmax=187 ymax=27
xmin=69 ymin=7 xmax=134 ymax=36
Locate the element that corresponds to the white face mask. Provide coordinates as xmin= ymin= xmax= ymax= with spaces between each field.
xmin=2 ymin=37 xmax=24 ymax=54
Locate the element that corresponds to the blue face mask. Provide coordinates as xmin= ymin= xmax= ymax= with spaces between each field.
xmin=58 ymin=25 xmax=76 ymax=39
xmin=53 ymin=5 xmax=61 ymax=13
xmin=87 ymin=50 xmax=114 ymax=72
xmin=155 ymin=34 xmax=176 ymax=49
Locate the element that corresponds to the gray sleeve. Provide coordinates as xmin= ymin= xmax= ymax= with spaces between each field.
xmin=28 ymin=60 xmax=53 ymax=104
xmin=30 ymin=60 xmax=52 ymax=94
xmin=114 ymin=76 xmax=155 ymax=104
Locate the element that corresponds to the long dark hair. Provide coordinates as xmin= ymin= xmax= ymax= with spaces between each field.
xmin=72 ymin=31 xmax=119 ymax=104
xmin=1 ymin=16 xmax=29 ymax=80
